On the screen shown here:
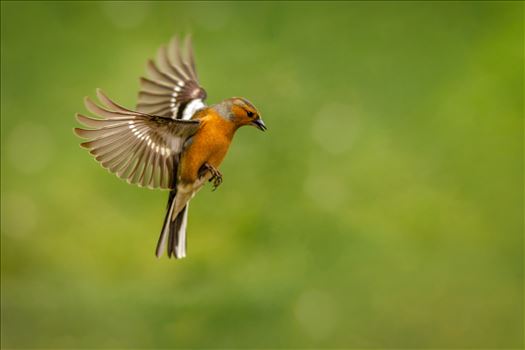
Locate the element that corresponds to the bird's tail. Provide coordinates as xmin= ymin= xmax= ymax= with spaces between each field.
xmin=156 ymin=190 xmax=189 ymax=259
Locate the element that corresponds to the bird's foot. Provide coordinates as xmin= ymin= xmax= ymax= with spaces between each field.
xmin=202 ymin=163 xmax=223 ymax=191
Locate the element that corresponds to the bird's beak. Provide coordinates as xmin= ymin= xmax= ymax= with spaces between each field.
xmin=252 ymin=118 xmax=267 ymax=131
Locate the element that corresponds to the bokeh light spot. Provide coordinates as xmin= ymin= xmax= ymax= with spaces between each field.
xmin=304 ymin=168 xmax=347 ymax=211
xmin=294 ymin=289 xmax=338 ymax=340
xmin=312 ymin=103 xmax=359 ymax=154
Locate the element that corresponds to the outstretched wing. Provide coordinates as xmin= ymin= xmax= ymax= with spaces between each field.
xmin=137 ymin=35 xmax=207 ymax=120
xmin=74 ymin=89 xmax=200 ymax=190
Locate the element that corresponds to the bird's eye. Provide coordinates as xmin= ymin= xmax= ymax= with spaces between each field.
xmin=247 ymin=111 xmax=254 ymax=118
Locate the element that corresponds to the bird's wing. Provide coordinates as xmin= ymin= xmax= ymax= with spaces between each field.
xmin=137 ymin=35 xmax=207 ymax=121
xmin=74 ymin=89 xmax=201 ymax=190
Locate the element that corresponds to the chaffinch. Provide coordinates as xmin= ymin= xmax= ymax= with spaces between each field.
xmin=74 ymin=35 xmax=266 ymax=259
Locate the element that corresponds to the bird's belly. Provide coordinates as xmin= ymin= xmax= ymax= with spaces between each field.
xmin=179 ymin=132 xmax=230 ymax=183
xmin=206 ymin=147 xmax=228 ymax=168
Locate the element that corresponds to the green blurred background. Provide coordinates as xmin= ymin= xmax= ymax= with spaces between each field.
xmin=1 ymin=1 xmax=523 ymax=348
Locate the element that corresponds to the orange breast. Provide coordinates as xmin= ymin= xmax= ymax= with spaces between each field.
xmin=178 ymin=109 xmax=236 ymax=184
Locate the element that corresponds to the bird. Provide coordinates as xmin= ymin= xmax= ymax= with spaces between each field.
xmin=74 ymin=35 xmax=266 ymax=259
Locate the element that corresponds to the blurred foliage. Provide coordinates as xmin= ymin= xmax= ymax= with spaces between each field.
xmin=1 ymin=1 xmax=523 ymax=348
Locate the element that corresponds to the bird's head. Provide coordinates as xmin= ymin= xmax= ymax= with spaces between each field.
xmin=216 ymin=97 xmax=266 ymax=131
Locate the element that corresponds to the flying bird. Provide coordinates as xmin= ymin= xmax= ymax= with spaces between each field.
xmin=74 ymin=35 xmax=266 ymax=259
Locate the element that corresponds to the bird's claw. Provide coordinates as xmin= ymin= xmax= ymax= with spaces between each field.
xmin=202 ymin=163 xmax=223 ymax=191
xmin=211 ymin=174 xmax=222 ymax=191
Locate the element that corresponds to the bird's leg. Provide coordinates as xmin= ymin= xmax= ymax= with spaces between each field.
xmin=200 ymin=163 xmax=223 ymax=191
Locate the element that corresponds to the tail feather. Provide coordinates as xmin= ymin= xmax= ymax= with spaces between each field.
xmin=155 ymin=190 xmax=176 ymax=258
xmin=156 ymin=189 xmax=190 ymax=259
xmin=167 ymin=204 xmax=188 ymax=258
xmin=175 ymin=203 xmax=189 ymax=258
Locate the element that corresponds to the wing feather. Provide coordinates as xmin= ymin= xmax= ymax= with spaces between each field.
xmin=75 ymin=90 xmax=200 ymax=190
xmin=137 ymin=35 xmax=207 ymax=119
xmin=158 ymin=46 xmax=186 ymax=81
xmin=96 ymin=89 xmax=137 ymax=114
xmin=171 ymin=36 xmax=195 ymax=80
